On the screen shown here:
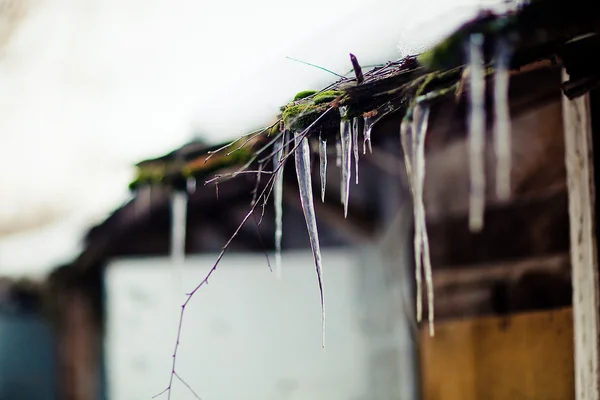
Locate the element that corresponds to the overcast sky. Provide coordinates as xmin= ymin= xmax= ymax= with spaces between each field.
xmin=0 ymin=0 xmax=505 ymax=275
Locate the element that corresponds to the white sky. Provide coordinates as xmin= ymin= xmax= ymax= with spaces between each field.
xmin=0 ymin=0 xmax=504 ymax=275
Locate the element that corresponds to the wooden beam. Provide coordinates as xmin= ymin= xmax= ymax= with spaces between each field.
xmin=426 ymin=189 xmax=569 ymax=267
xmin=432 ymin=254 xmax=571 ymax=319
xmin=433 ymin=253 xmax=570 ymax=290
xmin=562 ymin=69 xmax=600 ymax=400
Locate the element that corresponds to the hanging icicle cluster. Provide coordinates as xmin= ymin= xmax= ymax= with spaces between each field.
xmin=132 ymin=14 xmax=521 ymax=347
xmin=158 ymin=35 xmax=514 ymax=341
xmin=145 ymin=1 xmax=600 ymax=395
xmin=400 ymin=102 xmax=435 ymax=336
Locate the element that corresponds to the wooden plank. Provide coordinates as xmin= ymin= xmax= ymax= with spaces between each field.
xmin=426 ymin=189 xmax=570 ymax=267
xmin=562 ymin=69 xmax=600 ymax=400
xmin=420 ymin=308 xmax=575 ymax=400
xmin=434 ymin=253 xmax=570 ymax=289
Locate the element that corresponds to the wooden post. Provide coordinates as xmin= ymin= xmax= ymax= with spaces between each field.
xmin=562 ymin=69 xmax=600 ymax=400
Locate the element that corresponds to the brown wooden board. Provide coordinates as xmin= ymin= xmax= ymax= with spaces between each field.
xmin=420 ymin=307 xmax=574 ymax=400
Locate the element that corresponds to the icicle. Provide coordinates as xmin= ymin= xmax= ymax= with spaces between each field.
xmin=352 ymin=117 xmax=360 ymax=184
xmin=399 ymin=118 xmax=413 ymax=186
xmin=339 ymin=107 xmax=352 ymax=217
xmin=273 ymin=134 xmax=286 ymax=280
xmin=294 ymin=130 xmax=325 ymax=348
xmin=467 ymin=33 xmax=486 ymax=232
xmin=400 ymin=114 xmax=422 ymax=324
xmin=363 ymin=116 xmax=374 ymax=155
xmin=170 ymin=190 xmax=187 ymax=265
xmin=186 ymin=177 xmax=197 ymax=194
xmin=251 ymin=163 xmax=263 ymax=207
xmin=363 ymin=105 xmax=400 ymax=155
xmin=493 ymin=38 xmax=512 ymax=201
xmin=335 ymin=134 xmax=343 ymax=205
xmin=413 ymin=103 xmax=434 ymax=337
xmin=319 ymin=132 xmax=327 ymax=202
xmin=335 ymin=137 xmax=342 ymax=167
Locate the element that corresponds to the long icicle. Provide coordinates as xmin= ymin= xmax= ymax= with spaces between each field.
xmin=340 ymin=107 xmax=352 ymax=217
xmin=171 ymin=190 xmax=188 ymax=265
xmin=353 ymin=117 xmax=360 ymax=184
xmin=414 ymin=103 xmax=434 ymax=336
xmin=493 ymin=38 xmax=512 ymax=201
xmin=319 ymin=131 xmax=327 ymax=202
xmin=340 ymin=131 xmax=346 ymax=204
xmin=336 ymin=133 xmax=343 ymax=202
xmin=335 ymin=136 xmax=342 ymax=167
xmin=294 ymin=130 xmax=325 ymax=348
xmin=411 ymin=108 xmax=423 ymax=327
xmin=273 ymin=133 xmax=286 ymax=279
xmin=467 ymin=33 xmax=486 ymax=232
xmin=400 ymin=112 xmax=422 ymax=324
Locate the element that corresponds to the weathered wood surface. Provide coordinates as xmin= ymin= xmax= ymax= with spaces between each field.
xmin=433 ymin=253 xmax=571 ymax=319
xmin=562 ymin=70 xmax=600 ymax=400
xmin=420 ymin=308 xmax=575 ymax=400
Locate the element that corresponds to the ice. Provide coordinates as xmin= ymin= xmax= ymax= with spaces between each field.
xmin=170 ymin=190 xmax=187 ymax=265
xmin=493 ymin=38 xmax=512 ymax=201
xmin=319 ymin=132 xmax=327 ymax=202
xmin=186 ymin=177 xmax=197 ymax=194
xmin=352 ymin=117 xmax=360 ymax=184
xmin=400 ymin=103 xmax=435 ymax=335
xmin=363 ymin=116 xmax=374 ymax=155
xmin=273 ymin=134 xmax=286 ymax=279
xmin=335 ymin=137 xmax=342 ymax=167
xmin=400 ymin=115 xmax=422 ymax=323
xmin=412 ymin=104 xmax=434 ymax=336
xmin=467 ymin=33 xmax=486 ymax=232
xmin=339 ymin=107 xmax=352 ymax=217
xmin=294 ymin=130 xmax=325 ymax=348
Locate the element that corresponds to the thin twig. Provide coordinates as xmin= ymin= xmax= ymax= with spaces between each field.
xmin=205 ymin=169 xmax=273 ymax=186
xmin=252 ymin=213 xmax=273 ymax=272
xmin=285 ymin=56 xmax=345 ymax=78
xmin=204 ymin=123 xmax=277 ymax=163
xmin=174 ymin=372 xmax=202 ymax=400
xmin=258 ymin=133 xmax=297 ymax=164
xmin=260 ymin=171 xmax=277 ymax=225
xmin=251 ymin=162 xmax=264 ymax=206
xmin=225 ymin=129 xmax=264 ymax=157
